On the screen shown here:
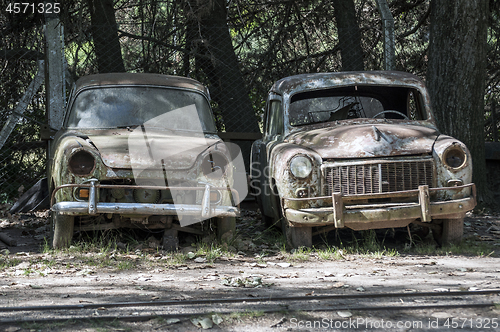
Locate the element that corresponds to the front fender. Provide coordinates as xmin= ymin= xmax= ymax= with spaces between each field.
xmin=270 ymin=143 xmax=322 ymax=200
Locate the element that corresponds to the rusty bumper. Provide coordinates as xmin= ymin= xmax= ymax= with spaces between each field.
xmin=283 ymin=184 xmax=476 ymax=230
xmin=51 ymin=180 xmax=240 ymax=218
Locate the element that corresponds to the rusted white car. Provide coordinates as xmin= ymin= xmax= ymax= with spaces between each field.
xmin=251 ymin=71 xmax=476 ymax=248
xmin=49 ymin=73 xmax=245 ymax=249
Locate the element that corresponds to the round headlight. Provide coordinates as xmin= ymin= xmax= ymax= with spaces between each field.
xmin=290 ymin=155 xmax=313 ymax=178
xmin=69 ymin=150 xmax=96 ymax=175
xmin=443 ymin=146 xmax=466 ymax=169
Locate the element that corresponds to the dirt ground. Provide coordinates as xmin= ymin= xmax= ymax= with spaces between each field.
xmin=0 ymin=202 xmax=499 ymax=331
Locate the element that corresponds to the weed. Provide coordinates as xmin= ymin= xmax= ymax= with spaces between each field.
xmin=0 ymin=257 xmax=22 ymax=270
xmin=117 ymin=259 xmax=136 ymax=270
xmin=163 ymin=252 xmax=187 ymax=267
xmin=195 ymin=243 xmax=232 ymax=262
xmin=316 ymin=246 xmax=345 ymax=260
xmin=288 ymin=247 xmax=312 ymax=261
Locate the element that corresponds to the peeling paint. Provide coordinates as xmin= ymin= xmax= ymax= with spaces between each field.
xmin=252 ymin=71 xmax=475 ymax=232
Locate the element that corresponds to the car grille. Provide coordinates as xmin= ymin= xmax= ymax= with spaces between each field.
xmin=324 ymin=159 xmax=435 ymax=196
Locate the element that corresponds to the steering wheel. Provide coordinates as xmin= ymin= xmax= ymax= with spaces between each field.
xmin=373 ymin=110 xmax=409 ymax=120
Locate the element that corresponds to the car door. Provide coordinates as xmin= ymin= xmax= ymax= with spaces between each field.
xmin=250 ymin=93 xmax=283 ymax=220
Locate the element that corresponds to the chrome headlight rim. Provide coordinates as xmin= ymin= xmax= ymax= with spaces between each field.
xmin=289 ymin=154 xmax=313 ymax=179
xmin=442 ymin=145 xmax=467 ymax=171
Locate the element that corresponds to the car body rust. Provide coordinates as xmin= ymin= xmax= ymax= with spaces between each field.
xmin=251 ymin=71 xmax=475 ymax=248
xmin=49 ymin=73 xmax=243 ymax=249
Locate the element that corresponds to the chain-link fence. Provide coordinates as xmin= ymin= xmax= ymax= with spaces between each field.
xmin=0 ymin=25 xmax=47 ymax=204
xmin=0 ymin=1 xmax=428 ymax=205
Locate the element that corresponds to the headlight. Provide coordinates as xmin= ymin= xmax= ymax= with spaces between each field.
xmin=290 ymin=155 xmax=312 ymax=178
xmin=68 ymin=150 xmax=95 ymax=175
xmin=443 ymin=145 xmax=466 ymax=169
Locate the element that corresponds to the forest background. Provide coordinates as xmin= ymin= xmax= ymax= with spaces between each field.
xmin=0 ymin=0 xmax=496 ymax=205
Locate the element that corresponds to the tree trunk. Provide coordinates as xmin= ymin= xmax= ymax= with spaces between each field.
xmin=332 ymin=0 xmax=364 ymax=71
xmin=186 ymin=0 xmax=260 ymax=134
xmin=88 ymin=0 xmax=125 ymax=73
xmin=426 ymin=0 xmax=489 ymax=202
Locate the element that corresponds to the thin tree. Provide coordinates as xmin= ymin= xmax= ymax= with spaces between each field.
xmin=332 ymin=0 xmax=364 ymax=71
xmin=88 ymin=0 xmax=126 ymax=73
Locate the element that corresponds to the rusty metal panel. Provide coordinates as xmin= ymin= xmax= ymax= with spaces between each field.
xmin=324 ymin=158 xmax=435 ymax=195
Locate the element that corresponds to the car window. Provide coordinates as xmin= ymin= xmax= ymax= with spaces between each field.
xmin=266 ymin=100 xmax=283 ymax=137
xmin=288 ymin=86 xmax=427 ymax=126
xmin=66 ymin=86 xmax=217 ymax=132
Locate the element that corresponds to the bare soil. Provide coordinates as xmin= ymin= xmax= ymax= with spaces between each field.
xmin=0 ymin=202 xmax=499 ymax=331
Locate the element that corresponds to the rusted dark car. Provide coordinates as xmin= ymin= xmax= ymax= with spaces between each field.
xmin=251 ymin=71 xmax=476 ymax=248
xmin=49 ymin=73 xmax=245 ymax=249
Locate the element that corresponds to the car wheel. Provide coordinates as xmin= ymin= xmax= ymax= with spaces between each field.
xmin=282 ymin=218 xmax=312 ymax=248
xmin=51 ymin=212 xmax=74 ymax=249
xmin=432 ymin=218 xmax=464 ymax=246
xmin=217 ymin=216 xmax=236 ymax=242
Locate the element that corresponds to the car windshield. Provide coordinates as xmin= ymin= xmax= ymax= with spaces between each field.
xmin=288 ymin=86 xmax=427 ymax=126
xmin=66 ymin=86 xmax=217 ymax=132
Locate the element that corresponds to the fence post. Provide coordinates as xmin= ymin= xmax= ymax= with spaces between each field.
xmin=375 ymin=0 xmax=395 ymax=70
xmin=44 ymin=8 xmax=65 ymax=134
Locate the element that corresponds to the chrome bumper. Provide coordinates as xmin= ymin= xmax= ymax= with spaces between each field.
xmin=283 ymin=184 xmax=476 ymax=229
xmin=51 ymin=180 xmax=239 ymax=218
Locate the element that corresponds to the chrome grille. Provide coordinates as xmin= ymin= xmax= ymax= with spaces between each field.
xmin=324 ymin=159 xmax=434 ymax=195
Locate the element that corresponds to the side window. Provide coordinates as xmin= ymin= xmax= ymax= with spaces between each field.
xmin=268 ymin=100 xmax=283 ymax=137
xmin=407 ymin=90 xmax=426 ymax=120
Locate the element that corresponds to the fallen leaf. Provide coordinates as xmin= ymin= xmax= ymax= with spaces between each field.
xmin=433 ymin=288 xmax=449 ymax=292
xmin=165 ymin=318 xmax=181 ymax=325
xmin=431 ymin=312 xmax=451 ymax=319
xmin=337 ymin=311 xmax=352 ymax=318
xmin=212 ymin=314 xmax=223 ymax=325
xmin=194 ymin=257 xmax=207 ymax=263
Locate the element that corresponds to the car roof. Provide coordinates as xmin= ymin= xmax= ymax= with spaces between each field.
xmin=74 ymin=73 xmax=210 ymax=97
xmin=270 ymin=71 xmax=427 ymax=96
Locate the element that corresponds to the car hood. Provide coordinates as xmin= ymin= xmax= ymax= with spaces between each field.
xmin=75 ymin=128 xmax=220 ymax=170
xmin=286 ymin=123 xmax=439 ymax=159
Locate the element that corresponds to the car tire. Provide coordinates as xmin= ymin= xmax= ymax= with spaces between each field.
xmin=432 ymin=218 xmax=464 ymax=246
xmin=51 ymin=212 xmax=74 ymax=249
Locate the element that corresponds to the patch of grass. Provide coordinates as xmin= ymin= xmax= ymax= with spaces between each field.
xmin=163 ymin=252 xmax=188 ymax=266
xmin=194 ymin=242 xmax=234 ymax=262
xmin=0 ymin=257 xmax=22 ymax=270
xmin=336 ymin=229 xmax=400 ymax=258
xmin=116 ymin=259 xmax=136 ymax=270
xmin=316 ymin=246 xmax=345 ymax=260
xmin=41 ymin=238 xmax=52 ymax=254
xmin=288 ymin=247 xmax=312 ymax=261
xmin=412 ymin=238 xmax=497 ymax=257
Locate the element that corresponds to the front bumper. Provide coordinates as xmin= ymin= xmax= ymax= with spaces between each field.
xmin=51 ymin=180 xmax=240 ymax=218
xmin=283 ymin=184 xmax=476 ymax=230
